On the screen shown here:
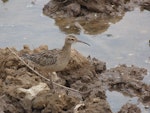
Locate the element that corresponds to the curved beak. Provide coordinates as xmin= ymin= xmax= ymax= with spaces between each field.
xmin=77 ymin=40 xmax=90 ymax=46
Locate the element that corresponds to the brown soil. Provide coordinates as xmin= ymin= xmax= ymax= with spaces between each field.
xmin=118 ymin=103 xmax=141 ymax=113
xmin=42 ymin=0 xmax=150 ymax=35
xmin=0 ymin=45 xmax=149 ymax=113
xmin=43 ymin=0 xmax=150 ymax=18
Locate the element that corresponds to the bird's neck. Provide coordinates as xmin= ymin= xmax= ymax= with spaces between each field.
xmin=62 ymin=42 xmax=72 ymax=53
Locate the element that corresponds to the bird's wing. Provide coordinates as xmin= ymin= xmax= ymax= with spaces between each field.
xmin=23 ymin=49 xmax=60 ymax=66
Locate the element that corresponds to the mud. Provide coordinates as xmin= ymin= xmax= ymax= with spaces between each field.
xmin=43 ymin=0 xmax=150 ymax=18
xmin=118 ymin=103 xmax=141 ymax=113
xmin=100 ymin=65 xmax=150 ymax=107
xmin=42 ymin=0 xmax=150 ymax=35
xmin=0 ymin=45 xmax=149 ymax=113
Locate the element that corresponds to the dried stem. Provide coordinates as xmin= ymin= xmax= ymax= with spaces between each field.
xmin=7 ymin=47 xmax=84 ymax=94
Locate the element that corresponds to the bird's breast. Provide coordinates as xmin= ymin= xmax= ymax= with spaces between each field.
xmin=43 ymin=54 xmax=70 ymax=72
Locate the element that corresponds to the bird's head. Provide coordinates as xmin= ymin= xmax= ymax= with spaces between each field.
xmin=65 ymin=35 xmax=90 ymax=46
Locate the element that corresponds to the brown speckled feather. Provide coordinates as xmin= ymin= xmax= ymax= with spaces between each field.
xmin=23 ymin=49 xmax=60 ymax=66
xmin=22 ymin=35 xmax=89 ymax=72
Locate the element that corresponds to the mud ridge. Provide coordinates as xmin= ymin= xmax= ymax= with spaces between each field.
xmin=0 ymin=45 xmax=149 ymax=113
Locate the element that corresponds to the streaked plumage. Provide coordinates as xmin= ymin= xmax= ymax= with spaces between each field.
xmin=24 ymin=49 xmax=59 ymax=66
xmin=23 ymin=35 xmax=90 ymax=72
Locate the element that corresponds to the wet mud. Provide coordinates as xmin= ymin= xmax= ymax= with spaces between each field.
xmin=118 ymin=103 xmax=141 ymax=113
xmin=43 ymin=0 xmax=150 ymax=35
xmin=0 ymin=45 xmax=149 ymax=113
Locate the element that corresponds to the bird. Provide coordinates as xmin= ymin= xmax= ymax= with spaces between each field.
xmin=23 ymin=35 xmax=90 ymax=89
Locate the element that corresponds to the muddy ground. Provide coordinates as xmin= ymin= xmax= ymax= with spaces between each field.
xmin=42 ymin=0 xmax=150 ymax=35
xmin=0 ymin=45 xmax=149 ymax=113
xmin=43 ymin=0 xmax=150 ymax=18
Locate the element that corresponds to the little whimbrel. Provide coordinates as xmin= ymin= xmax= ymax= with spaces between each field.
xmin=23 ymin=35 xmax=90 ymax=89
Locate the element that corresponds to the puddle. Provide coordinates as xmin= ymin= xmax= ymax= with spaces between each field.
xmin=0 ymin=0 xmax=150 ymax=112
xmin=106 ymin=90 xmax=150 ymax=113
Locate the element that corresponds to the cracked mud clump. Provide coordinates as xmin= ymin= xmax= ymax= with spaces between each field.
xmin=0 ymin=46 xmax=149 ymax=113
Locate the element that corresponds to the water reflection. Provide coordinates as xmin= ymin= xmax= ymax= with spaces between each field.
xmin=54 ymin=15 xmax=123 ymax=35
xmin=1 ymin=0 xmax=9 ymax=3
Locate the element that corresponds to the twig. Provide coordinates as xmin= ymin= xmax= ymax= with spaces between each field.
xmin=7 ymin=47 xmax=83 ymax=94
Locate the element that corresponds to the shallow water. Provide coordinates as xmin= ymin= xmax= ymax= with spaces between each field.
xmin=106 ymin=90 xmax=150 ymax=113
xmin=0 ymin=0 xmax=150 ymax=112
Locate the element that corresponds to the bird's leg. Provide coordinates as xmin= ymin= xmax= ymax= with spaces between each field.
xmin=46 ymin=72 xmax=54 ymax=90
xmin=49 ymin=72 xmax=58 ymax=93
xmin=51 ymin=72 xmax=59 ymax=82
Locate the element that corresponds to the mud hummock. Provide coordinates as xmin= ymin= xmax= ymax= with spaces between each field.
xmin=0 ymin=45 xmax=149 ymax=113
xmin=42 ymin=0 xmax=150 ymax=35
xmin=43 ymin=0 xmax=150 ymax=18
